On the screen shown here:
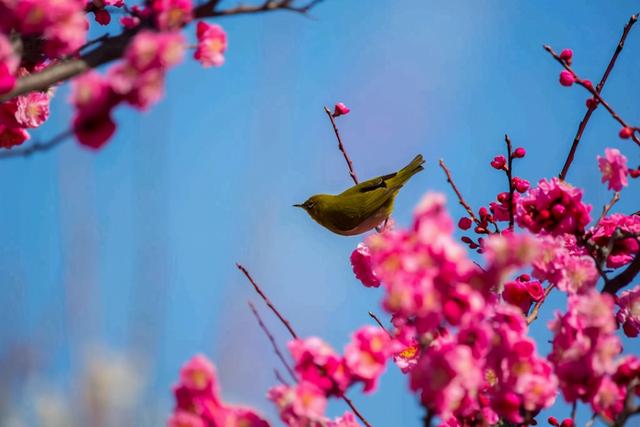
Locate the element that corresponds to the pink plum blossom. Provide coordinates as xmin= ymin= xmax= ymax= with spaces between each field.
xmin=195 ymin=21 xmax=227 ymax=67
xmin=590 ymin=214 xmax=640 ymax=269
xmin=616 ymin=285 xmax=640 ymax=337
xmin=167 ymin=410 xmax=205 ymax=427
xmin=350 ymin=243 xmax=380 ymax=288
xmin=0 ymin=125 xmax=29 ymax=148
xmin=333 ymin=103 xmax=350 ymax=117
xmin=0 ymin=33 xmax=18 ymax=94
xmin=328 ymin=412 xmax=361 ymax=426
xmin=15 ymin=92 xmax=50 ymax=128
xmin=343 ymin=326 xmax=391 ymax=392
xmin=288 ymin=337 xmax=350 ymax=396
xmin=268 ymin=381 xmax=327 ymax=426
xmin=598 ymin=148 xmax=629 ymax=192
xmin=152 ymin=0 xmax=193 ymax=31
xmin=517 ymin=178 xmax=591 ymax=236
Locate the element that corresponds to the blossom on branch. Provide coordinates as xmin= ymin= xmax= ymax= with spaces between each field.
xmin=195 ymin=22 xmax=227 ymax=68
xmin=598 ymin=148 xmax=629 ymax=191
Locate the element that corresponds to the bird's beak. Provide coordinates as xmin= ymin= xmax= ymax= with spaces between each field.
xmin=293 ymin=203 xmax=304 ymax=208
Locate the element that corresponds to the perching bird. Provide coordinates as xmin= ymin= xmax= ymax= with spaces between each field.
xmin=294 ymin=154 xmax=425 ymax=236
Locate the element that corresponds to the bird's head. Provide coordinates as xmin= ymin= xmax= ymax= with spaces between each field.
xmin=293 ymin=195 xmax=326 ymax=219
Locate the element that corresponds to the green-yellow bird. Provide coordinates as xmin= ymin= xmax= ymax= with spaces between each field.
xmin=294 ymin=154 xmax=425 ymax=236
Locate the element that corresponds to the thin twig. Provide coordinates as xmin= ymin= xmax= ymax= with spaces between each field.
xmin=274 ymin=368 xmax=290 ymax=386
xmin=236 ymin=263 xmax=373 ymax=427
xmin=526 ymin=284 xmax=555 ymax=325
xmin=544 ymin=44 xmax=640 ymax=147
xmin=0 ymin=0 xmax=324 ymax=103
xmin=0 ymin=129 xmax=73 ymax=159
xmin=248 ymin=301 xmax=297 ymax=382
xmin=596 ymin=192 xmax=621 ymax=227
xmin=237 ymin=263 xmax=298 ymax=339
xmin=368 ymin=311 xmax=392 ymax=337
xmin=423 ymin=409 xmax=434 ymax=427
xmin=323 ymin=106 xmax=358 ymax=185
xmin=438 ymin=159 xmax=480 ymax=225
xmin=504 ymin=134 xmax=515 ymax=230
xmin=558 ymin=14 xmax=639 ymax=180
xmin=571 ymin=401 xmax=578 ymax=422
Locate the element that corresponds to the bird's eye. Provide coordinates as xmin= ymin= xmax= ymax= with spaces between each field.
xmin=306 ymin=201 xmax=314 ymax=209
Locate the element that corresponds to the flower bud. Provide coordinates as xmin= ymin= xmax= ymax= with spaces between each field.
xmin=559 ymin=70 xmax=575 ymax=87
xmin=333 ymin=102 xmax=350 ymax=117
xmin=559 ymin=48 xmax=573 ymax=64
xmin=619 ymin=127 xmax=633 ymax=139
xmin=513 ymin=147 xmax=526 ymax=158
xmin=458 ymin=217 xmax=472 ymax=230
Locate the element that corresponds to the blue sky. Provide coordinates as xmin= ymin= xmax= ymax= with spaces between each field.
xmin=0 ymin=1 xmax=639 ymax=425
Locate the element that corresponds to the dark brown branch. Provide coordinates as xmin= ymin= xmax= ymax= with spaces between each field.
xmin=236 ymin=263 xmax=373 ymax=427
xmin=603 ymin=251 xmax=640 ymax=294
xmin=504 ymin=134 xmax=515 ymax=230
xmin=248 ymin=301 xmax=297 ymax=382
xmin=559 ymin=14 xmax=638 ymax=180
xmin=544 ymin=44 xmax=640 ymax=147
xmin=438 ymin=159 xmax=480 ymax=225
xmin=526 ymin=284 xmax=555 ymax=325
xmin=368 ymin=311 xmax=392 ymax=337
xmin=0 ymin=0 xmax=323 ymax=103
xmin=323 ymin=106 xmax=358 ymax=185
xmin=237 ymin=263 xmax=298 ymax=339
xmin=0 ymin=129 xmax=73 ymax=159
xmin=274 ymin=369 xmax=290 ymax=386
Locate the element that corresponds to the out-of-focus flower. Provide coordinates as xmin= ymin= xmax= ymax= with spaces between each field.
xmin=549 ymin=292 xmax=621 ymax=403
xmin=0 ymin=34 xmax=18 ymax=94
xmin=328 ymin=412 xmax=361 ymax=426
xmin=152 ymin=0 xmax=193 ymax=30
xmin=288 ymin=337 xmax=350 ymax=396
xmin=590 ymin=214 xmax=640 ymax=269
xmin=350 ymin=243 xmax=380 ymax=288
xmin=344 ymin=326 xmax=391 ymax=392
xmin=0 ymin=124 xmax=29 ymax=148
xmin=598 ymin=148 xmax=628 ymax=192
xmin=517 ymin=178 xmax=591 ymax=236
xmin=268 ymin=381 xmax=327 ymax=426
xmin=167 ymin=410 xmax=205 ymax=427
xmin=194 ymin=21 xmax=227 ymax=67
xmin=616 ymin=285 xmax=640 ymax=337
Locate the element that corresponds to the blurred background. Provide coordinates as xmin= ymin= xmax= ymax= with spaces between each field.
xmin=1 ymin=0 xmax=639 ymax=425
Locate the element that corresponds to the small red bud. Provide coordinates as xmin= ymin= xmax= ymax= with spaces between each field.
xmin=479 ymin=207 xmax=488 ymax=218
xmin=474 ymin=226 xmax=486 ymax=234
xmin=559 ymin=70 xmax=575 ymax=87
xmin=619 ymin=127 xmax=633 ymax=139
xmin=559 ymin=48 xmax=573 ymax=64
xmin=497 ymin=192 xmax=509 ymax=203
xmin=629 ymin=168 xmax=640 ymax=178
xmin=458 ymin=217 xmax=473 ymax=230
xmin=513 ymin=147 xmax=526 ymax=158
xmin=94 ymin=9 xmax=111 ymax=25
xmin=332 ymin=102 xmax=350 ymax=117
xmin=582 ymin=79 xmax=593 ymax=89
xmin=490 ymin=155 xmax=507 ymax=170
xmin=586 ymin=97 xmax=598 ymax=109
xmin=547 ymin=416 xmax=559 ymax=426
xmin=560 ymin=419 xmax=575 ymax=427
xmin=518 ymin=273 xmax=531 ymax=282
xmin=461 ymin=236 xmax=473 ymax=244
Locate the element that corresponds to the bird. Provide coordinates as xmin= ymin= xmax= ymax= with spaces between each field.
xmin=294 ymin=154 xmax=425 ymax=236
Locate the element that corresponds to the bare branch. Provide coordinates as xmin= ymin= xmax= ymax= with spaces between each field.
xmin=323 ymin=106 xmax=358 ymax=185
xmin=558 ymin=14 xmax=638 ymax=180
xmin=0 ymin=0 xmax=324 ymax=103
xmin=0 ymin=129 xmax=73 ymax=159
xmin=438 ymin=159 xmax=480 ymax=225
xmin=248 ymin=301 xmax=297 ymax=383
xmin=544 ymin=43 xmax=640 ymax=147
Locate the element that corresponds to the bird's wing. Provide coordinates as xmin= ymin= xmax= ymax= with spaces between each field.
xmin=338 ymin=172 xmax=398 ymax=196
xmin=328 ymin=185 xmax=401 ymax=232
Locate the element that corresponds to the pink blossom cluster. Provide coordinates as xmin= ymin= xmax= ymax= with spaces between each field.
xmin=517 ymin=178 xmax=592 ymax=236
xmin=168 ymin=354 xmax=270 ymax=427
xmin=590 ymin=213 xmax=640 ymax=269
xmin=71 ymin=30 xmax=186 ymax=148
xmin=531 ymin=235 xmax=598 ymax=294
xmin=268 ymin=326 xmax=391 ymax=426
xmin=598 ymin=148 xmax=629 ymax=192
xmin=352 ymin=195 xmax=559 ymax=423
xmin=0 ymin=0 xmax=228 ymax=151
xmin=616 ymin=285 xmax=640 ymax=337
xmin=548 ymin=292 xmax=638 ymax=421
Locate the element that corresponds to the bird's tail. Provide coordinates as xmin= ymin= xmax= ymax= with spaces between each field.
xmin=392 ymin=154 xmax=425 ymax=186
